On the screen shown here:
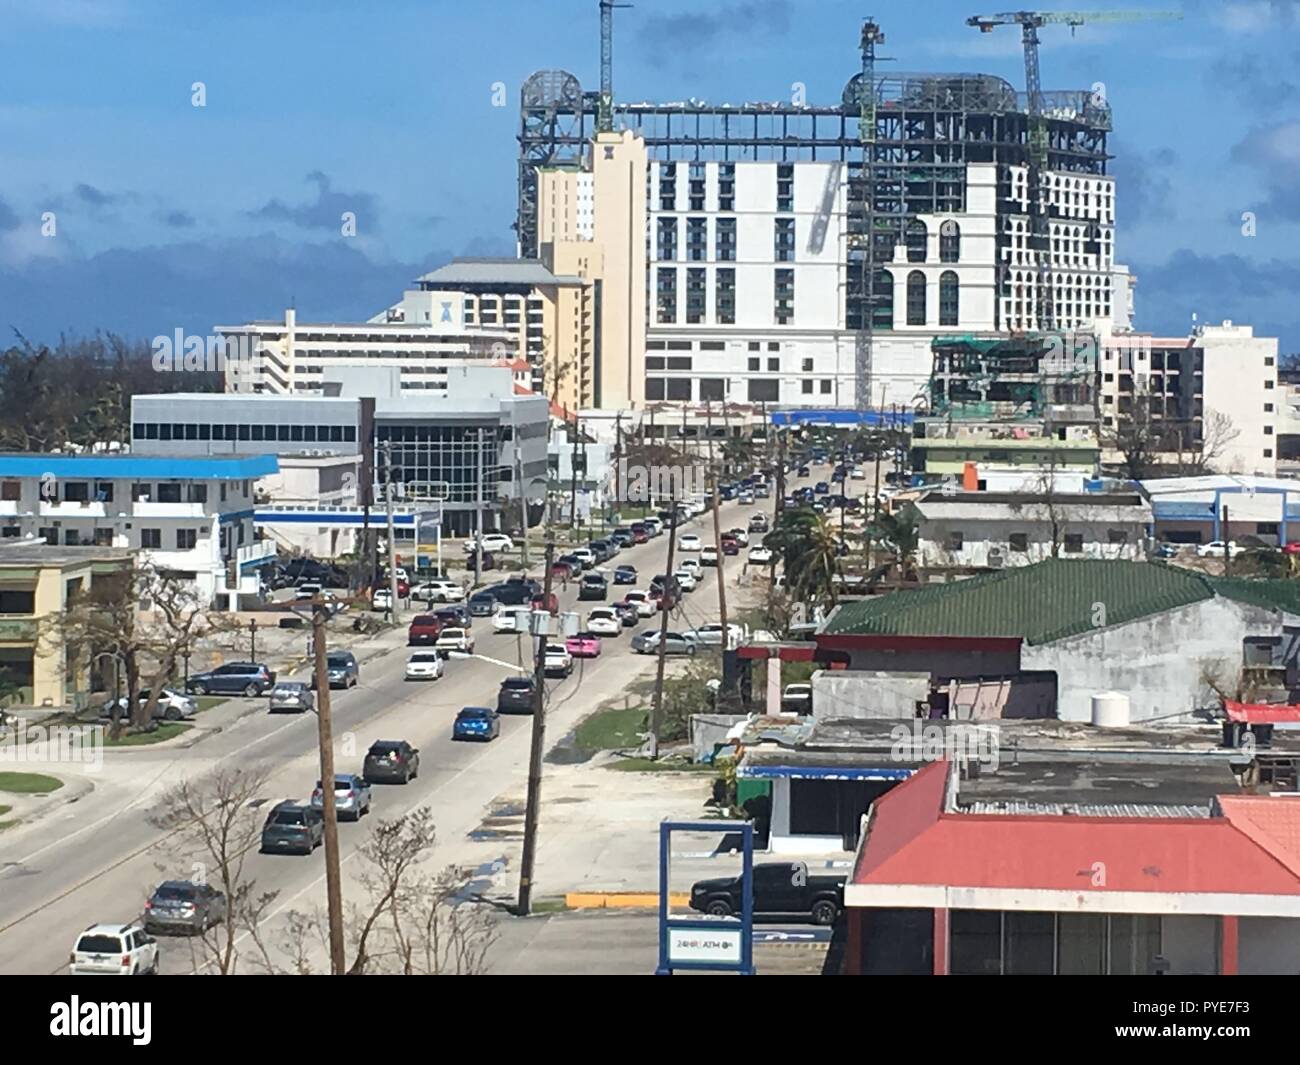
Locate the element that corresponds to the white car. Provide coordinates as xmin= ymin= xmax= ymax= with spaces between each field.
xmin=493 ymin=605 xmax=526 ymax=633
xmin=543 ymin=646 xmax=574 ymax=677
xmin=624 ymin=590 xmax=656 ymax=617
xmin=70 ymin=922 xmax=159 ymax=976
xmin=371 ymin=588 xmax=394 ymax=611
xmin=678 ymin=558 xmax=702 ymax=578
xmin=435 ymin=627 xmax=475 ymax=656
xmin=700 ymin=546 xmax=719 ymax=566
xmin=1197 ymin=541 xmax=1238 ymax=558
xmin=851 ymin=467 xmax=867 ymax=480
xmin=673 ymin=569 xmax=698 ymax=592
xmin=738 ymin=491 xmax=754 ymax=504
xmin=404 ymin=651 xmax=445 ymax=681
xmin=465 ymin=533 xmax=514 ymax=554
xmin=571 ymin=547 xmax=596 ymax=568
xmin=411 ymin=579 xmax=464 ymax=602
xmin=727 ymin=528 xmax=750 ymax=547
xmin=678 ymin=533 xmax=702 ymax=552
xmin=295 ymin=582 xmax=323 ymax=600
xmin=689 ymin=499 xmax=708 ymax=517
xmin=748 ymin=546 xmax=774 ymax=565
xmin=643 ymin=518 xmax=664 ymax=536
xmin=684 ymin=623 xmax=747 ymax=648
xmin=586 ymin=607 xmax=622 ymax=636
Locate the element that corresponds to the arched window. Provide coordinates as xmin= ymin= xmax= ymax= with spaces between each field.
xmin=939 ymin=270 xmax=959 ymax=327
xmin=906 ymin=270 xmax=927 ymax=326
xmin=905 ymin=219 xmax=928 ymax=263
xmin=873 ymin=269 xmax=894 ymax=329
xmin=939 ymin=220 xmax=961 ymax=263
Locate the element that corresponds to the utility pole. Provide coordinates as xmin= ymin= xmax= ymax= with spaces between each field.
xmin=707 ymin=404 xmax=730 ymax=664
xmin=248 ymin=619 xmax=257 ymax=662
xmin=610 ymin=410 xmax=624 ymax=533
xmin=474 ymin=428 xmax=484 ymax=587
xmin=514 ymin=412 xmax=529 ymax=569
xmin=775 ymin=421 xmax=787 ymax=517
xmin=517 ymin=536 xmax=556 ymax=915
xmin=647 ymin=406 xmax=657 ymax=510
xmin=1223 ymin=503 xmax=1232 ymax=578
xmin=311 ymin=594 xmax=346 ymax=974
xmin=569 ymin=413 xmax=580 ymax=531
xmin=650 ymin=493 xmax=679 ymax=758
xmin=382 ymin=440 xmax=399 ymax=619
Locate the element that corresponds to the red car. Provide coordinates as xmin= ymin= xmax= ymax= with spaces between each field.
xmin=407 ymin=614 xmax=443 ymax=645
xmin=1284 ymin=541 xmax=1300 ymax=555
xmin=630 ymin=524 xmax=649 ymax=544
xmin=532 ymin=591 xmax=559 ymax=615
xmin=720 ymin=535 xmax=740 ymax=556
xmin=550 ymin=560 xmax=574 ymax=580
xmin=564 ymin=632 xmax=602 ymax=658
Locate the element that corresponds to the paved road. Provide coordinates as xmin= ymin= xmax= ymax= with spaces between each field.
xmin=0 ymin=491 xmax=775 ymax=975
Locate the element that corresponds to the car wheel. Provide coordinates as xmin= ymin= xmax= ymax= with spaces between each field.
xmin=164 ymin=707 xmax=182 ymax=721
xmin=706 ymin=899 xmax=733 ymax=917
xmin=243 ymin=683 xmax=259 ymax=697
xmin=191 ymin=683 xmax=206 ymax=696
xmin=811 ymin=900 xmax=839 ymax=926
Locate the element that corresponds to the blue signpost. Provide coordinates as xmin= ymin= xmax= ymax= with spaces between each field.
xmin=656 ymin=820 xmax=755 ymax=975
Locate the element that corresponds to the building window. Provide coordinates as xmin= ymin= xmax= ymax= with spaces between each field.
xmin=748 ymin=380 xmax=780 ymax=403
xmin=716 ymin=218 xmax=736 ymax=261
xmin=1266 ymin=425 xmax=1275 ymax=435
xmin=646 ymin=379 xmax=666 ymax=401
xmin=820 ymin=379 xmax=832 ymax=394
xmin=777 ymin=163 xmax=794 ymax=211
xmin=939 ymin=271 xmax=959 ymax=327
xmin=1107 ymin=529 xmax=1128 ymax=544
xmin=767 ymin=358 xmax=779 ymax=371
xmin=906 ymin=271 xmax=927 ymax=326
xmin=803 ymin=358 xmax=814 ymax=372
xmin=699 ymin=378 xmax=725 ymax=401
xmin=906 ymin=219 xmax=927 ymax=263
xmin=63 ymin=482 xmax=90 ymax=503
xmin=1265 ymin=403 xmax=1274 ymax=413
xmin=156 ymin=483 xmax=182 ymax=503
xmin=774 ymin=218 xmax=795 ymax=263
xmin=141 ymin=528 xmax=162 ymax=549
xmin=666 ymin=379 xmax=691 ymax=401
xmin=716 ymin=268 xmax=736 ymax=324
xmin=1265 ymin=448 xmax=1274 ymax=458
xmin=657 ymin=217 xmax=677 ymax=261
xmin=1064 ymin=533 xmax=1084 ymax=553
xmin=687 ymin=217 xmax=707 ymax=262
xmin=187 ymin=484 xmax=208 ymax=503
xmin=658 ymin=163 xmax=676 ymax=211
xmin=95 ymin=481 xmax=113 ymax=502
xmin=1009 ymin=532 xmax=1028 ymax=552
xmin=0 ymin=481 xmax=19 ymax=501
xmin=940 ymin=220 xmax=961 ymax=263
xmin=874 ymin=269 xmax=894 ymax=329
xmin=39 ymin=527 xmax=58 ymax=546
xmin=748 ymin=357 xmax=760 ymax=371
xmin=802 ymin=380 xmax=814 ymax=394
xmin=177 ymin=528 xmax=197 ymax=550
xmin=774 ymin=268 xmax=794 ymax=325
xmin=686 ymin=268 xmax=707 ymax=324
xmin=948 ymin=531 xmax=964 ymax=551
xmin=656 ymin=267 xmax=677 ymax=324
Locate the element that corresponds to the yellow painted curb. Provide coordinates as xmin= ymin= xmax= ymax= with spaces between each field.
xmin=565 ymin=892 xmax=689 ymax=909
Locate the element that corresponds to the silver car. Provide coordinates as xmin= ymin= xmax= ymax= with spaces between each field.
xmin=268 ymin=682 xmax=315 ymax=713
xmin=100 ymin=688 xmax=197 ymax=722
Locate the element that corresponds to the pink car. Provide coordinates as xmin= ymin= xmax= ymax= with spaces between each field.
xmin=564 ymin=632 xmax=602 ymax=658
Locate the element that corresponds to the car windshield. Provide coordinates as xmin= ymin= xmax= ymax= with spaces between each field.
xmin=76 ymin=935 xmax=122 ymax=953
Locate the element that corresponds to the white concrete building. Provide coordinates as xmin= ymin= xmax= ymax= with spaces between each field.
xmin=1142 ymin=473 xmax=1300 ymax=547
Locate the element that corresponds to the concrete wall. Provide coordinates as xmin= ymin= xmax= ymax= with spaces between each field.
xmin=1240 ymin=916 xmax=1300 ymax=975
xmin=689 ymin=714 xmax=748 ymax=763
xmin=812 ymin=670 xmax=929 ymax=719
xmin=1161 ymin=914 xmax=1219 ymax=975
xmin=1022 ymin=596 xmax=1275 ymax=723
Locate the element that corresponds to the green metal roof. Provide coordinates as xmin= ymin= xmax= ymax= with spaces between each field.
xmin=822 ymin=559 xmax=1248 ymax=646
xmin=1207 ymin=577 xmax=1300 ymax=616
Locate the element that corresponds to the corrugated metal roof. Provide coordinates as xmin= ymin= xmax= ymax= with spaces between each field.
xmin=961 ymin=801 xmax=1210 ymax=818
xmin=417 ymin=258 xmax=584 ymax=287
xmin=822 ymin=559 xmax=1218 ymax=645
xmin=1209 ymin=577 xmax=1300 ymax=616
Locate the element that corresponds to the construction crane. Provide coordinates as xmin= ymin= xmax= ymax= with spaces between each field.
xmin=966 ymin=9 xmax=1182 ymax=334
xmin=598 ymin=0 xmax=633 ymax=134
xmin=853 ymin=18 xmax=887 ymax=411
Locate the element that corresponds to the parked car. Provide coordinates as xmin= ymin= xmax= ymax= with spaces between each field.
xmin=677 ymin=533 xmax=702 ymax=552
xmin=492 ymin=604 xmax=524 ymax=633
xmin=1154 ymin=542 xmax=1180 ymax=559
xmin=435 ymin=626 xmax=475 ymax=656
xmin=748 ymin=546 xmax=774 ymax=565
xmin=1197 ymin=540 xmax=1239 ymax=558
xmin=678 ymin=558 xmax=702 ymax=578
xmin=69 ymin=921 xmax=159 ymax=975
xmin=565 ymin=632 xmax=602 ymax=658
xmin=727 ymin=528 xmax=750 ymax=547
xmin=701 ymin=546 xmax=720 ymax=566
xmin=623 ymin=590 xmax=656 ymax=617
xmin=186 ymin=662 xmax=275 ymax=697
xmin=404 ymin=650 xmax=445 ymax=681
xmin=371 ymin=588 xmax=394 ymax=611
xmin=497 ymin=675 xmax=538 ymax=713
xmin=613 ymin=600 xmax=641 ymax=627
xmin=260 ymin=801 xmax=324 ymax=855
xmin=543 ymin=646 xmax=574 ymax=677
xmin=578 ymin=572 xmax=609 ymax=601
xmin=311 ymin=773 xmax=372 ymax=821
xmin=408 ymin=614 xmax=443 ymax=645
xmin=797 ymin=465 xmax=810 ymax=477
xmin=268 ymin=681 xmax=315 ymax=712
xmin=312 ymin=650 xmax=358 ymax=690
xmin=629 ymin=523 xmax=649 ymax=544
xmin=631 ymin=630 xmax=698 ymax=655
xmin=466 ymin=533 xmax=514 ymax=554
xmin=684 ymin=623 xmax=746 ymax=648
xmin=613 ymin=564 xmax=638 ymax=585
xmin=363 ymin=740 xmax=420 ymax=784
xmin=411 ymin=578 xmax=464 ymax=603
xmin=749 ymin=514 xmax=769 ymax=533
xmin=737 ymin=490 xmax=754 ymax=505
xmin=781 ymin=683 xmax=813 ymax=714
xmin=571 ymin=547 xmax=596 ymax=569
xmin=100 ymin=687 xmax=196 ymax=722
xmin=754 ymin=484 xmax=770 ymax=498
xmin=550 ymin=559 xmax=575 ymax=581
xmin=720 ymin=536 xmax=740 ymax=556
xmin=144 ymin=880 xmax=227 ymax=936
xmin=468 ymin=591 xmax=500 ymax=617
xmin=453 ymin=706 xmax=501 ymax=742
xmin=294 ymin=582 xmax=324 ymax=601
xmin=689 ymin=862 xmax=844 ymax=925
xmin=815 ymin=481 xmax=830 ymax=495
xmin=586 ymin=607 xmax=622 ymax=636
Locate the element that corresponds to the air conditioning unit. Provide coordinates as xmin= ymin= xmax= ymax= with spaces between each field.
xmin=987 ymin=548 xmax=1005 ymax=568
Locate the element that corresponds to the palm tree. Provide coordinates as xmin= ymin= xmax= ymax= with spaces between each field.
xmin=866 ymin=505 xmax=920 ymax=577
xmin=764 ymin=507 xmax=842 ymax=604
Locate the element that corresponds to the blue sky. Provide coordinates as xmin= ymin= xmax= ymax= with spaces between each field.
xmin=1 ymin=0 xmax=1298 ymax=351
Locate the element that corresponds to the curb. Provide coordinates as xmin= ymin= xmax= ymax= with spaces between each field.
xmin=564 ymin=891 xmax=688 ymax=909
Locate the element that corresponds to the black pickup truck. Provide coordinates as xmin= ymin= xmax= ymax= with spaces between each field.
xmin=688 ymin=861 xmax=844 ymax=925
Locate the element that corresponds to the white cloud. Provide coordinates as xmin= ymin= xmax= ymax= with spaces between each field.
xmin=1214 ymin=1 xmax=1300 ymax=33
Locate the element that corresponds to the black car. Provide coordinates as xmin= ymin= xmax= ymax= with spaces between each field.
xmin=433 ymin=605 xmax=471 ymax=629
xmin=578 ymin=572 xmax=608 ymax=601
xmin=488 ymin=582 xmax=533 ymax=606
xmin=814 ymin=481 xmax=830 ymax=494
xmin=260 ymin=801 xmax=324 ymax=855
xmin=588 ymin=540 xmax=614 ymax=563
xmin=468 ymin=591 xmax=500 ymax=617
xmin=186 ymin=661 xmax=276 ymax=697
xmin=497 ymin=675 xmax=537 ymax=714
xmin=797 ymin=465 xmax=810 ymax=477
xmin=689 ymin=862 xmax=844 ymax=925
xmin=311 ymin=650 xmax=358 ymax=690
xmin=280 ymin=558 xmax=349 ymax=589
xmin=613 ymin=600 xmax=640 ymax=627
xmin=363 ymin=740 xmax=420 ymax=784
xmin=144 ymin=879 xmax=227 ymax=935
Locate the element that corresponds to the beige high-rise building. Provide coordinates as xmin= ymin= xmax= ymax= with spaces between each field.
xmin=537 ymin=128 xmax=647 ymax=409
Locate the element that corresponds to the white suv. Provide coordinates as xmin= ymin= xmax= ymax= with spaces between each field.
xmin=70 ymin=921 xmax=159 ymax=975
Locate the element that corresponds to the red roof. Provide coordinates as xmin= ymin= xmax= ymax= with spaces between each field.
xmin=1224 ymin=699 xmax=1300 ymax=724
xmin=852 ymin=761 xmax=1300 ymax=897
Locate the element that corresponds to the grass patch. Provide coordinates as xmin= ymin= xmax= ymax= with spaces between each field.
xmin=604 ymin=757 xmax=713 ymax=773
xmin=0 ymin=804 xmax=10 ymax=817
xmin=529 ymin=898 xmax=570 ymax=914
xmin=193 ymin=697 xmax=227 ymax=714
xmin=0 ymin=820 xmax=17 ymax=831
xmin=0 ymin=772 xmax=63 ymax=795
xmin=574 ymin=707 xmax=648 ymax=751
xmin=103 ymin=723 xmax=193 ymax=747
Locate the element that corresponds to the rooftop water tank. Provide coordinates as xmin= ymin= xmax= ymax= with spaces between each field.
xmin=1091 ymin=691 xmax=1130 ymax=728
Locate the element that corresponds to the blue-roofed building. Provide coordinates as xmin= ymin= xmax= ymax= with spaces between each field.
xmin=0 ymin=453 xmax=279 ymax=607
xmin=1142 ymin=474 xmax=1300 ymax=547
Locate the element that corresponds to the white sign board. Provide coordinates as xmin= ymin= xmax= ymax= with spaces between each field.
xmin=667 ymin=927 xmax=743 ymax=966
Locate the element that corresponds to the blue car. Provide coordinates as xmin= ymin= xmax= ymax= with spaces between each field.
xmin=814 ymin=481 xmax=830 ymax=494
xmin=453 ymin=706 xmax=500 ymax=742
xmin=613 ymin=564 xmax=638 ymax=585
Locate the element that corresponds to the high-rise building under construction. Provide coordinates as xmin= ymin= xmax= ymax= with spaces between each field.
xmin=517 ymin=20 xmax=1133 ymax=412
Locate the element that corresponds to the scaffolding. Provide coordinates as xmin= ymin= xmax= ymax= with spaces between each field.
xmin=926 ymin=334 xmax=1097 ymax=421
